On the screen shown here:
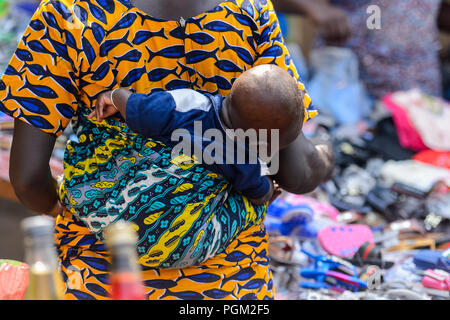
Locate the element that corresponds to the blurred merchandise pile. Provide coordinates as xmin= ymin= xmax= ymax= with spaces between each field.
xmin=266 ymin=45 xmax=450 ymax=301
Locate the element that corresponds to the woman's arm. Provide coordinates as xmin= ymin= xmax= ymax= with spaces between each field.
xmin=272 ymin=0 xmax=351 ymax=42
xmin=438 ymin=1 xmax=450 ymax=32
xmin=9 ymin=119 xmax=60 ymax=216
xmin=272 ymin=0 xmax=316 ymax=15
xmin=272 ymin=131 xmax=334 ymax=194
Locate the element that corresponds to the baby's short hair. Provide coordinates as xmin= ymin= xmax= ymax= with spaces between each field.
xmin=229 ymin=64 xmax=304 ymax=133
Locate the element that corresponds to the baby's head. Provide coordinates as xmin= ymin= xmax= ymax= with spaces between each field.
xmin=222 ymin=64 xmax=304 ymax=154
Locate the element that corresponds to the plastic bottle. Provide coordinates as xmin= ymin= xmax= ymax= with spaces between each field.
xmin=21 ymin=216 xmax=65 ymax=300
xmin=103 ymin=221 xmax=146 ymax=300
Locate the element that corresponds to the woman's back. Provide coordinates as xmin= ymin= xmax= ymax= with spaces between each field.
xmin=56 ymin=0 xmax=314 ymax=240
xmin=76 ymin=0 xmax=310 ymax=107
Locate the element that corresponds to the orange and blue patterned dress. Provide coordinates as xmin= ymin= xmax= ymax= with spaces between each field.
xmin=0 ymin=0 xmax=316 ymax=299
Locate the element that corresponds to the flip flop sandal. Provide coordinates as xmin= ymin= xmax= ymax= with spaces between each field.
xmin=391 ymin=182 xmax=430 ymax=199
xmin=346 ymin=242 xmax=395 ymax=269
xmin=318 ymin=225 xmax=374 ymax=258
xmin=337 ymin=211 xmax=365 ymax=225
xmin=268 ymin=236 xmax=306 ymax=267
xmin=279 ymin=207 xmax=314 ymax=237
xmin=380 ymin=278 xmax=449 ymax=299
xmin=300 ymin=269 xmax=367 ymax=292
xmin=349 ymin=291 xmax=387 ymax=300
xmin=300 ymin=249 xmax=358 ymax=277
xmin=422 ymin=269 xmax=450 ymax=291
xmin=385 ymin=289 xmax=428 ymax=300
xmin=373 ymin=230 xmax=400 ymax=249
xmin=386 ymin=219 xmax=426 ymax=237
xmin=385 ymin=197 xmax=428 ymax=222
xmin=366 ymin=186 xmax=399 ymax=217
xmin=436 ymin=234 xmax=450 ymax=250
xmin=321 ymin=180 xmax=372 ymax=214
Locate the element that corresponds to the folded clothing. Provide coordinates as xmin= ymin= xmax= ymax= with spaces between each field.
xmin=380 ymin=160 xmax=450 ymax=193
xmin=413 ymin=150 xmax=450 ymax=170
xmin=383 ymin=90 xmax=450 ymax=152
xmin=382 ymin=93 xmax=428 ymax=152
xmin=364 ymin=118 xmax=416 ymax=161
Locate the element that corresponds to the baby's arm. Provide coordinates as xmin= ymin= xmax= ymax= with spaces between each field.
xmin=247 ymin=177 xmax=275 ymax=206
xmin=273 ymin=131 xmax=334 ymax=194
xmin=89 ymin=89 xmax=213 ymax=140
xmin=89 ymin=89 xmax=132 ymax=122
xmin=219 ymin=161 xmax=278 ymax=206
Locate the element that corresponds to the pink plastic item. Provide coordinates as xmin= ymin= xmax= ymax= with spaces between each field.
xmin=318 ymin=225 xmax=374 ymax=257
xmin=422 ymin=269 xmax=450 ymax=291
xmin=0 ymin=260 xmax=29 ymax=300
xmin=382 ymin=94 xmax=428 ymax=152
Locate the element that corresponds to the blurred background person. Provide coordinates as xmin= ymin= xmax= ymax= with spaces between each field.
xmin=274 ymin=0 xmax=450 ymax=100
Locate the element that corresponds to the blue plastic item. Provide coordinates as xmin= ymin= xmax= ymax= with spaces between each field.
xmin=300 ymin=269 xmax=366 ymax=291
xmin=265 ymin=198 xmax=314 ymax=237
xmin=413 ymin=249 xmax=450 ymax=273
xmin=299 ymin=250 xmax=367 ymax=292
xmin=301 ymin=249 xmax=357 ymax=277
xmin=266 ymin=197 xmax=295 ymax=219
xmin=279 ymin=205 xmax=314 ymax=236
xmin=266 ymin=198 xmax=336 ymax=239
xmin=263 ymin=215 xmax=283 ymax=235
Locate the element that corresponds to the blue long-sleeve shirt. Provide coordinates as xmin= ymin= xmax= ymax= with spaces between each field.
xmin=126 ymin=89 xmax=270 ymax=199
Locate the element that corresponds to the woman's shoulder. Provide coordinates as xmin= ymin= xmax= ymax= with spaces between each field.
xmin=36 ymin=0 xmax=131 ymax=27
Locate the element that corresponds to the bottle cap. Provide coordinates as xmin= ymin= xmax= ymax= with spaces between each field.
xmin=103 ymin=221 xmax=138 ymax=248
xmin=21 ymin=216 xmax=55 ymax=238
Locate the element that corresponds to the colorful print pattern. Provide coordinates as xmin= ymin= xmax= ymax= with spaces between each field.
xmin=57 ymin=212 xmax=274 ymax=300
xmin=0 ymin=0 xmax=314 ymax=299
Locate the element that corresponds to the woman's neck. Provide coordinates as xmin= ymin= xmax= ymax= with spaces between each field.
xmin=130 ymin=0 xmax=224 ymax=20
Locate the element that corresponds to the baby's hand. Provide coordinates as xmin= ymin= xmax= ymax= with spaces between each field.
xmin=89 ymin=89 xmax=131 ymax=122
xmin=248 ymin=177 xmax=278 ymax=206
xmin=269 ymin=181 xmax=282 ymax=204
xmin=88 ymin=90 xmax=119 ymax=122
